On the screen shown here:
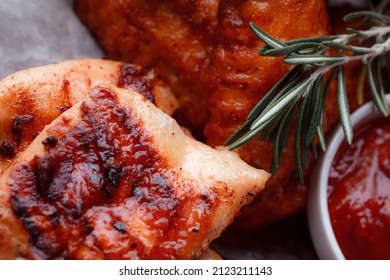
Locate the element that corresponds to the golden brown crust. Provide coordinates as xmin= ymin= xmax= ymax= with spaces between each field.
xmin=74 ymin=0 xmax=219 ymax=135
xmin=204 ymin=0 xmax=331 ymax=227
xmin=226 ymin=2 xmax=365 ymax=227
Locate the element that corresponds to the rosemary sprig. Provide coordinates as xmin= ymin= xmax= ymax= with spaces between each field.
xmin=225 ymin=3 xmax=390 ymax=182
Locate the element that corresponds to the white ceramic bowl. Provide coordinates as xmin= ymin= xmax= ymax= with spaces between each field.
xmin=307 ymin=94 xmax=390 ymax=260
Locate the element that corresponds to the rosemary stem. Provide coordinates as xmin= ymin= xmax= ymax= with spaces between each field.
xmin=310 ymin=37 xmax=390 ymax=81
xmin=227 ymin=5 xmax=390 ymax=182
xmin=335 ymin=26 xmax=390 ymax=45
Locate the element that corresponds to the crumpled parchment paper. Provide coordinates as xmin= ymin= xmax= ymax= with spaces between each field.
xmin=0 ymin=0 xmax=103 ymax=79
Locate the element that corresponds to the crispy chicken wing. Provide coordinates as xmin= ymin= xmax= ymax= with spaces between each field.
xmin=0 ymin=84 xmax=269 ymax=259
xmin=0 ymin=59 xmax=178 ymax=174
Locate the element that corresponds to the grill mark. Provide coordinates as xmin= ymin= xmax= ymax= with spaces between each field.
xmin=9 ymin=86 xmax=179 ymax=259
xmin=117 ymin=64 xmax=156 ymax=103
xmin=11 ymin=114 xmax=34 ymax=145
xmin=10 ymin=162 xmax=66 ymax=259
xmin=9 ymin=85 xmax=226 ymax=259
xmin=0 ymin=139 xmax=16 ymax=157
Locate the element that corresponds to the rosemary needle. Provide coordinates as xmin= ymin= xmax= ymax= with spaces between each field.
xmin=226 ymin=1 xmax=390 ymax=182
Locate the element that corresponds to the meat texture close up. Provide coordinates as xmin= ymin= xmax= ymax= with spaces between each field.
xmin=0 ymin=84 xmax=269 ymax=259
xmin=0 ymin=58 xmax=178 ymax=174
xmin=74 ymin=0 xmax=355 ymax=227
xmin=75 ymin=0 xmax=220 ymax=136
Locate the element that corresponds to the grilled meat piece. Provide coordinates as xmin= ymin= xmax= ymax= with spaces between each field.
xmin=0 ymin=59 xmax=178 ymax=174
xmin=74 ymin=0 xmax=219 ymax=135
xmin=205 ymin=0 xmax=331 ymax=227
xmin=0 ymin=85 xmax=269 ymax=259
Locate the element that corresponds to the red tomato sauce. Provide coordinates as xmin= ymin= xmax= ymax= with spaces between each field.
xmin=328 ymin=118 xmax=390 ymax=259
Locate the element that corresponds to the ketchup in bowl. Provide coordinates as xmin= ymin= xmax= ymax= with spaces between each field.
xmin=328 ymin=117 xmax=390 ymax=259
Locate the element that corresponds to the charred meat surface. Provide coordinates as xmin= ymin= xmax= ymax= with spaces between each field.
xmin=0 ymin=59 xmax=178 ymax=174
xmin=0 ymin=85 xmax=269 ymax=259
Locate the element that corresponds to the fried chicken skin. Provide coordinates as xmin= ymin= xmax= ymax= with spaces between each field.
xmin=204 ymin=0 xmax=331 ymax=227
xmin=0 ymin=85 xmax=269 ymax=259
xmin=0 ymin=59 xmax=178 ymax=174
xmin=74 ymin=0 xmax=219 ymax=135
xmin=206 ymin=1 xmax=367 ymax=227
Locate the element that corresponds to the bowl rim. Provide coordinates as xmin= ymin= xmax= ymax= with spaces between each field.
xmin=307 ymin=94 xmax=390 ymax=260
